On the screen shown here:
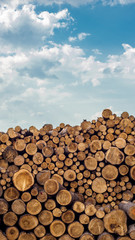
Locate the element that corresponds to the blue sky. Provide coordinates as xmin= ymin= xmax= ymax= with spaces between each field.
xmin=0 ymin=0 xmax=135 ymax=131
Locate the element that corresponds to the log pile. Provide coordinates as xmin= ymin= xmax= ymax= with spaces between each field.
xmin=0 ymin=109 xmax=135 ymax=239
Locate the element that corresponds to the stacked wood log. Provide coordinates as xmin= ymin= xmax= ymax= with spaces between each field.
xmin=0 ymin=109 xmax=135 ymax=239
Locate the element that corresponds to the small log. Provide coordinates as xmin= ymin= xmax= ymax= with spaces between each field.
xmin=44 ymin=179 xmax=59 ymax=195
xmin=33 ymin=152 xmax=44 ymax=165
xmin=14 ymin=139 xmax=26 ymax=152
xmin=85 ymin=203 xmax=96 ymax=216
xmin=38 ymin=210 xmax=53 ymax=226
xmin=119 ymin=201 xmax=135 ymax=220
xmin=102 ymin=109 xmax=112 ymax=119
xmin=0 ymin=198 xmax=8 ymax=214
xmin=88 ymin=218 xmax=104 ymax=235
xmin=124 ymin=144 xmax=135 ymax=156
xmin=56 ymin=190 xmax=72 ymax=206
xmin=79 ymin=214 xmax=90 ymax=225
xmin=128 ymin=224 xmax=135 ymax=240
xmin=14 ymin=155 xmax=24 ymax=166
xmin=13 ymin=169 xmax=34 ymax=191
xmin=6 ymin=226 xmax=19 ymax=240
xmin=50 ymin=220 xmax=66 ymax=237
xmin=21 ymin=192 xmax=31 ymax=202
xmin=26 ymin=199 xmax=42 ymax=215
xmin=42 ymin=146 xmax=54 ymax=157
xmin=90 ymin=140 xmax=102 ymax=153
xmin=36 ymin=170 xmax=51 ymax=185
xmin=19 ymin=214 xmax=38 ymax=230
xmin=61 ymin=210 xmax=75 ymax=224
xmin=18 ymin=232 xmax=37 ymax=240
xmin=34 ymin=225 xmax=46 ymax=238
xmin=97 ymin=232 xmax=114 ymax=240
xmin=45 ymin=199 xmax=56 ymax=210
xmin=73 ymin=201 xmax=85 ymax=213
xmin=3 ymin=211 xmax=18 ymax=226
xmin=68 ymin=221 xmax=84 ymax=238
xmin=0 ymin=231 xmax=7 ymax=240
xmin=80 ymin=232 xmax=94 ymax=240
xmin=92 ymin=177 xmax=107 ymax=193
xmin=59 ymin=234 xmax=74 ymax=240
xmin=4 ymin=187 xmax=19 ymax=201
xmin=64 ymin=170 xmax=76 ymax=182
xmin=37 ymin=190 xmax=48 ymax=203
xmin=26 ymin=143 xmax=37 ymax=155
xmin=84 ymin=156 xmax=97 ymax=170
xmin=102 ymin=165 xmax=118 ymax=180
xmin=105 ymin=147 xmax=124 ymax=165
xmin=3 ymin=146 xmax=18 ymax=163
xmin=103 ymin=209 xmax=127 ymax=236
xmin=11 ymin=199 xmax=26 ymax=215
xmin=130 ymin=166 xmax=135 ymax=180
xmin=52 ymin=174 xmax=63 ymax=185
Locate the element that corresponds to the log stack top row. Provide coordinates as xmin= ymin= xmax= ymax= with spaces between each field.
xmin=0 ymin=109 xmax=135 ymax=239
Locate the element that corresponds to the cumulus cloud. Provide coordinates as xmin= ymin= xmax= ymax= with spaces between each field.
xmin=68 ymin=32 xmax=90 ymax=42
xmin=102 ymin=0 xmax=135 ymax=6
xmin=0 ymin=5 xmax=71 ymax=51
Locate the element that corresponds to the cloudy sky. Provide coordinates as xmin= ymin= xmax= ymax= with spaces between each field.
xmin=0 ymin=0 xmax=135 ymax=131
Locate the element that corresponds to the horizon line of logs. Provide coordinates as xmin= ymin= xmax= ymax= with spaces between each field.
xmin=0 ymin=109 xmax=135 ymax=239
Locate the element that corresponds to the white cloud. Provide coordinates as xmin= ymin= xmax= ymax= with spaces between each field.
xmin=78 ymin=32 xmax=91 ymax=41
xmin=0 ymin=5 xmax=71 ymax=51
xmin=92 ymin=49 xmax=102 ymax=55
xmin=68 ymin=36 xmax=77 ymax=42
xmin=68 ymin=32 xmax=90 ymax=42
xmin=102 ymin=0 xmax=135 ymax=6
xmin=91 ymin=78 xmax=100 ymax=86
xmin=0 ymin=0 xmax=135 ymax=8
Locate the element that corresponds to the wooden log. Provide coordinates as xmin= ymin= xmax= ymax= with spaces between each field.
xmin=97 ymin=232 xmax=114 ymax=240
xmin=13 ymin=169 xmax=34 ymax=191
xmin=85 ymin=203 xmax=96 ymax=216
xmin=130 ymin=166 xmax=135 ymax=180
xmin=4 ymin=187 xmax=19 ymax=201
xmin=56 ymin=190 xmax=72 ymax=206
xmin=59 ymin=234 xmax=74 ymax=240
xmin=115 ymin=138 xmax=126 ymax=149
xmin=50 ymin=220 xmax=66 ymax=237
xmin=42 ymin=146 xmax=54 ymax=157
xmin=79 ymin=214 xmax=90 ymax=225
xmin=64 ymin=170 xmax=76 ymax=182
xmin=14 ymin=139 xmax=26 ymax=152
xmin=73 ymin=201 xmax=85 ymax=213
xmin=105 ymin=147 xmax=124 ymax=165
xmin=34 ymin=225 xmax=46 ymax=238
xmin=52 ymin=174 xmax=63 ymax=185
xmin=19 ymin=214 xmax=38 ymax=230
xmin=37 ymin=190 xmax=47 ymax=203
xmin=38 ymin=210 xmax=53 ymax=226
xmin=26 ymin=143 xmax=37 ymax=155
xmin=44 ymin=179 xmax=59 ymax=195
xmin=68 ymin=221 xmax=84 ymax=238
xmin=3 ymin=146 xmax=18 ymax=163
xmin=6 ymin=226 xmax=19 ymax=240
xmin=45 ymin=199 xmax=56 ymax=210
xmin=119 ymin=201 xmax=135 ymax=220
xmin=103 ymin=209 xmax=127 ymax=236
xmin=0 ymin=198 xmax=8 ymax=214
xmin=61 ymin=210 xmax=75 ymax=224
xmin=102 ymin=109 xmax=112 ymax=119
xmin=128 ymin=224 xmax=135 ymax=240
xmin=92 ymin=177 xmax=107 ymax=193
xmin=14 ymin=155 xmax=24 ymax=166
xmin=124 ymin=144 xmax=135 ymax=156
xmin=88 ymin=218 xmax=104 ymax=235
xmin=36 ymin=170 xmax=50 ymax=185
xmin=3 ymin=211 xmax=18 ymax=226
xmin=80 ymin=232 xmax=94 ymax=240
xmin=11 ymin=199 xmax=26 ymax=215
xmin=84 ymin=156 xmax=97 ymax=170
xmin=18 ymin=232 xmax=37 ymax=240
xmin=21 ymin=192 xmax=31 ymax=202
xmin=33 ymin=152 xmax=44 ymax=165
xmin=102 ymin=165 xmax=118 ymax=180
xmin=0 ymin=231 xmax=7 ymax=240
xmin=26 ymin=199 xmax=42 ymax=215
xmin=90 ymin=140 xmax=102 ymax=153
